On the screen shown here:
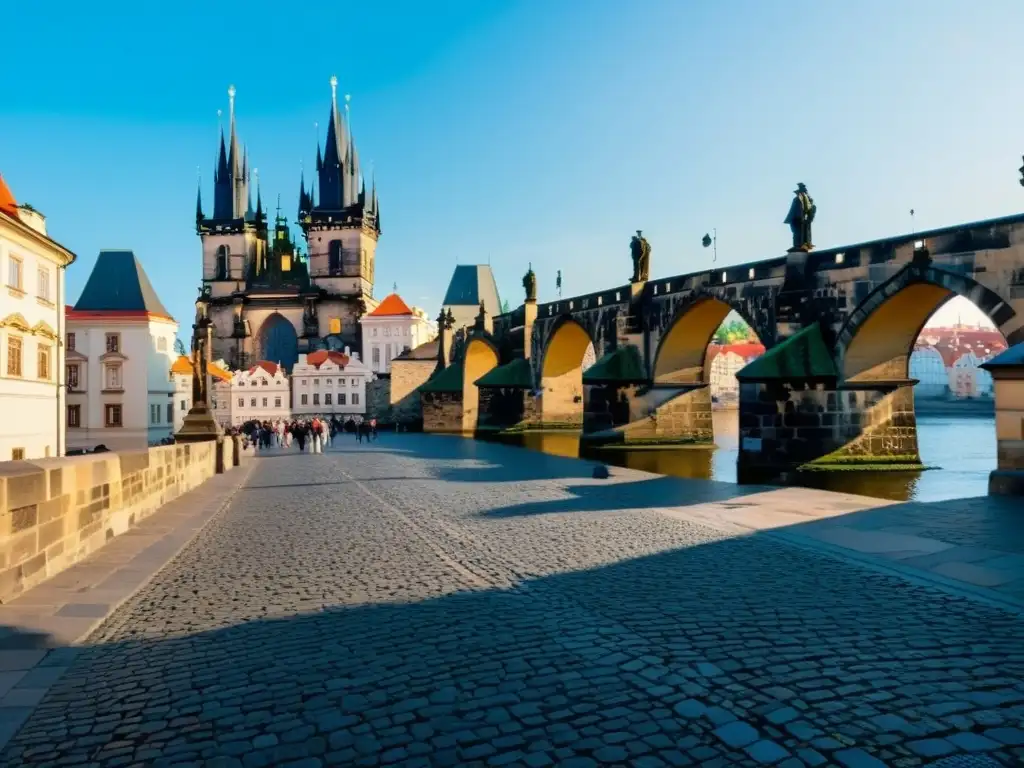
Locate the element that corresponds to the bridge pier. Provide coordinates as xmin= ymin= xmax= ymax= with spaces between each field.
xmin=583 ymin=383 xmax=715 ymax=446
xmin=735 ymin=323 xmax=924 ymax=484
xmin=737 ymin=380 xmax=922 ymax=484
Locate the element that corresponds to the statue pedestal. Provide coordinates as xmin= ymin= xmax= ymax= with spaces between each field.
xmin=175 ymin=404 xmax=223 ymax=443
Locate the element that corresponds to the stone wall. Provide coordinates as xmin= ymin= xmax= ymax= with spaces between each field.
xmin=618 ymin=385 xmax=714 ymax=444
xmin=422 ymin=393 xmax=464 ymax=433
xmin=737 ymin=382 xmax=920 ymax=483
xmin=0 ymin=440 xmax=231 ymax=603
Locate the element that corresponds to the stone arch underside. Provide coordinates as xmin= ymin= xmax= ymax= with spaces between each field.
xmin=653 ymin=296 xmax=758 ymax=385
xmin=540 ymin=319 xmax=596 ymax=425
xmin=256 ymin=313 xmax=299 ymax=373
xmin=462 ymin=338 xmax=500 ymax=432
xmin=840 ymin=267 xmax=1013 ymax=384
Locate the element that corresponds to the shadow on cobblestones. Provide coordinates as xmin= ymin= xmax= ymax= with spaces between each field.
xmin=4 ymin=437 xmax=1024 ymax=767
xmin=4 ymin=532 xmax=1024 ymax=767
xmin=474 ymin=474 xmax=763 ymax=518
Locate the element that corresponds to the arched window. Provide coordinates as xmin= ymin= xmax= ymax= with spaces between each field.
xmin=215 ymin=245 xmax=228 ymax=279
xmin=328 ymin=240 xmax=343 ymax=275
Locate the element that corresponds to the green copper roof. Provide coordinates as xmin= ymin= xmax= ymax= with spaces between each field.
xmin=419 ymin=362 xmax=464 ymax=394
xmin=736 ymin=322 xmax=837 ymax=382
xmin=74 ymin=250 xmax=171 ymax=317
xmin=583 ymin=345 xmax=648 ymax=384
xmin=475 ymin=358 xmax=534 ymax=389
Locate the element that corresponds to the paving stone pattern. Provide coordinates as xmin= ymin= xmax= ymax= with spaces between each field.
xmin=3 ymin=435 xmax=1024 ymax=767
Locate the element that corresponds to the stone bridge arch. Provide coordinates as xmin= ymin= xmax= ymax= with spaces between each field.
xmin=838 ymin=263 xmax=1016 ymax=384
xmin=461 ymin=335 xmax=500 ymax=432
xmin=652 ymin=294 xmax=765 ymax=385
xmin=538 ymin=316 xmax=599 ymax=425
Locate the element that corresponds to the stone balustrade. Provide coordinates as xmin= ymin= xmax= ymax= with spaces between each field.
xmin=0 ymin=437 xmax=241 ymax=603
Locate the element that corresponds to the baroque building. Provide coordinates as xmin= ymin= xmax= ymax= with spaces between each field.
xmin=0 ymin=172 xmax=76 ymax=460
xmin=196 ymin=80 xmax=381 ymax=374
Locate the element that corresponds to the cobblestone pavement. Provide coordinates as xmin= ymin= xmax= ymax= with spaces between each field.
xmin=3 ymin=435 xmax=1024 ymax=767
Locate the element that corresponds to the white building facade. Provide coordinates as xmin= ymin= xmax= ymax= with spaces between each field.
xmin=291 ymin=349 xmax=373 ymax=417
xmin=0 ymin=174 xmax=77 ymax=460
xmin=214 ymin=361 xmax=290 ymax=426
xmin=360 ymin=292 xmax=437 ymax=375
xmin=64 ymin=252 xmax=178 ymax=451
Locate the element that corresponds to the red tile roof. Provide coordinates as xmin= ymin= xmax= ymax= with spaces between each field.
xmin=367 ymin=293 xmax=413 ymax=317
xmin=0 ymin=173 xmax=18 ymax=218
xmin=248 ymin=360 xmax=280 ymax=376
xmin=306 ymin=350 xmax=351 ymax=369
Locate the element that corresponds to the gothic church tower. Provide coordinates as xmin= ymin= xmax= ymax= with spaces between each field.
xmin=196 ymin=86 xmax=266 ymax=299
xmin=298 ymin=76 xmax=380 ymax=302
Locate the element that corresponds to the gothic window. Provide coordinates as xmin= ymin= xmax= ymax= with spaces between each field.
xmin=328 ymin=240 xmax=343 ymax=275
xmin=215 ymin=246 xmax=229 ymax=279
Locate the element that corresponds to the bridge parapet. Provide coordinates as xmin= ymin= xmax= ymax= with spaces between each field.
xmin=0 ymin=438 xmax=242 ymax=603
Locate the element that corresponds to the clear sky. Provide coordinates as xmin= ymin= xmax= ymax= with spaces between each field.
xmin=2 ymin=0 xmax=1023 ymax=340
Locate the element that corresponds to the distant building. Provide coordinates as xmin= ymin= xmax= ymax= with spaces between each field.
xmin=911 ymin=326 xmax=1006 ymax=399
xmin=198 ymin=85 xmax=380 ymax=372
xmin=214 ymin=360 xmax=290 ymax=426
xmin=707 ymin=342 xmax=766 ymax=403
xmin=361 ymin=292 xmax=437 ymax=374
xmin=0 ymin=172 xmax=77 ymax=460
xmin=441 ymin=265 xmax=501 ymax=331
xmin=65 ymin=251 xmax=178 ymax=450
xmin=169 ymin=355 xmax=233 ymax=433
xmin=291 ymin=349 xmax=373 ymax=418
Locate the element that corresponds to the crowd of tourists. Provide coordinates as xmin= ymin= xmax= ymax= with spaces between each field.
xmin=232 ymin=416 xmax=378 ymax=452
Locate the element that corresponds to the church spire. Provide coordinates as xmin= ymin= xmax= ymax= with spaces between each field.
xmin=196 ymin=175 xmax=204 ymax=229
xmin=318 ymin=76 xmax=349 ymax=210
xmin=213 ymin=85 xmax=249 ymax=220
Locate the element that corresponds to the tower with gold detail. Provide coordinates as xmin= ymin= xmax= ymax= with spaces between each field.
xmin=196 ymin=80 xmax=380 ymax=373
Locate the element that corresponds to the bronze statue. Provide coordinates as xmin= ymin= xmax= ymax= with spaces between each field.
xmin=630 ymin=230 xmax=651 ymax=283
xmin=784 ymin=183 xmax=816 ymax=252
xmin=523 ymin=263 xmax=537 ymax=301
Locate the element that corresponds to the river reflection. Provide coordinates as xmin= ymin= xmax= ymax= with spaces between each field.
xmin=479 ymin=411 xmax=996 ymax=503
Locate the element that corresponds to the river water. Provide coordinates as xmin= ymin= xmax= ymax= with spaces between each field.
xmin=482 ymin=412 xmax=996 ymax=503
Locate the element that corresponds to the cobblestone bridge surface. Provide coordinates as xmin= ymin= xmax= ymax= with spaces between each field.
xmin=4 ymin=435 xmax=1024 ymax=767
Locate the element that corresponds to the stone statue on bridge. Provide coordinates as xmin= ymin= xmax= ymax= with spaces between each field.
xmin=523 ymin=263 xmax=537 ymax=301
xmin=784 ymin=183 xmax=816 ymax=252
xmin=630 ymin=230 xmax=651 ymax=283
xmin=191 ymin=286 xmax=213 ymax=408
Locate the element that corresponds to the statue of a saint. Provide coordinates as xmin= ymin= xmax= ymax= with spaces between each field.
xmin=630 ymin=230 xmax=651 ymax=283
xmin=523 ymin=263 xmax=537 ymax=302
xmin=784 ymin=183 xmax=816 ymax=252
xmin=191 ymin=287 xmax=213 ymax=407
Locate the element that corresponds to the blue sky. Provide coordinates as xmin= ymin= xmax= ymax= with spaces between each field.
xmin=2 ymin=0 xmax=1023 ymax=339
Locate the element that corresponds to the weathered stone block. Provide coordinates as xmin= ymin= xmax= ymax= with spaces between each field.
xmin=0 ymin=441 xmax=223 ymax=602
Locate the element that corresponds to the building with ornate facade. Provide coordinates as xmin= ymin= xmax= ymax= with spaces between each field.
xmin=360 ymin=292 xmax=437 ymax=374
xmin=910 ymin=326 xmax=1006 ymax=399
xmin=65 ymin=250 xmax=178 ymax=450
xmin=213 ymin=360 xmax=290 ymax=426
xmin=0 ymin=172 xmax=76 ymax=460
xmin=291 ymin=349 xmax=372 ymax=418
xmin=197 ymin=81 xmax=381 ymax=375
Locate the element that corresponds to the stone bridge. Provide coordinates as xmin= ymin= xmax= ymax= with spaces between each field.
xmin=420 ymin=213 xmax=1024 ymax=483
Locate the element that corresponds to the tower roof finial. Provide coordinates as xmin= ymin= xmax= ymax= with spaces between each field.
xmin=228 ymin=84 xmax=236 ymax=119
xmin=330 ymin=75 xmax=338 ymax=106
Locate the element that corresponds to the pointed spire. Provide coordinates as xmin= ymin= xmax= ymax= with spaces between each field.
xmin=196 ymin=174 xmax=204 ymax=226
